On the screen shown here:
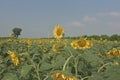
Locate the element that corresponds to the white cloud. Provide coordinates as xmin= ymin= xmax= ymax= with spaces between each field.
xmin=65 ymin=21 xmax=83 ymax=27
xmin=83 ymin=16 xmax=97 ymax=23
xmin=109 ymin=12 xmax=120 ymax=16
xmin=98 ymin=12 xmax=120 ymax=17
xmin=65 ymin=16 xmax=97 ymax=27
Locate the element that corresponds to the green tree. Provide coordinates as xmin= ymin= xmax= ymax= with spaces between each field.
xmin=12 ymin=27 xmax=22 ymax=38
xmin=100 ymin=35 xmax=109 ymax=40
xmin=89 ymin=35 xmax=100 ymax=40
xmin=110 ymin=34 xmax=120 ymax=41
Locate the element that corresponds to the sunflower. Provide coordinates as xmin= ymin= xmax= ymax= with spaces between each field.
xmin=52 ymin=44 xmax=65 ymax=52
xmin=53 ymin=24 xmax=64 ymax=39
xmin=70 ymin=41 xmax=78 ymax=49
xmin=51 ymin=71 xmax=77 ymax=80
xmin=71 ymin=38 xmax=92 ymax=49
xmin=7 ymin=50 xmax=19 ymax=66
xmin=107 ymin=48 xmax=120 ymax=58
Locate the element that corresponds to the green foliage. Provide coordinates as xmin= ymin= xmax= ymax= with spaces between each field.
xmin=20 ymin=64 xmax=32 ymax=78
xmin=40 ymin=62 xmax=53 ymax=71
xmin=54 ymin=54 xmax=66 ymax=68
xmin=83 ymin=50 xmax=102 ymax=67
xmin=2 ymin=73 xmax=18 ymax=80
xmin=110 ymin=34 xmax=120 ymax=41
xmin=0 ymin=38 xmax=120 ymax=80
xmin=88 ymin=65 xmax=120 ymax=80
xmin=12 ymin=27 xmax=22 ymax=38
xmin=100 ymin=35 xmax=109 ymax=40
xmin=81 ymin=34 xmax=120 ymax=41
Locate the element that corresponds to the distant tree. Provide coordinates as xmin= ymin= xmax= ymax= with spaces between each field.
xmin=12 ymin=27 xmax=22 ymax=38
xmin=89 ymin=35 xmax=100 ymax=40
xmin=100 ymin=35 xmax=109 ymax=40
xmin=110 ymin=34 xmax=120 ymax=41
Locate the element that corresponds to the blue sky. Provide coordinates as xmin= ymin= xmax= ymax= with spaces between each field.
xmin=0 ymin=0 xmax=120 ymax=38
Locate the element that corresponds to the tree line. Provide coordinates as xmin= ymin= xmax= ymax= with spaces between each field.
xmin=65 ymin=34 xmax=120 ymax=41
xmin=1 ymin=27 xmax=119 ymax=41
xmin=82 ymin=34 xmax=120 ymax=41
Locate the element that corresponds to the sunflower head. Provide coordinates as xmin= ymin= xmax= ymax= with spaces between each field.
xmin=53 ymin=24 xmax=64 ymax=39
xmin=107 ymin=48 xmax=120 ymax=58
xmin=51 ymin=72 xmax=66 ymax=80
xmin=71 ymin=38 xmax=92 ymax=49
xmin=7 ymin=50 xmax=19 ymax=66
xmin=51 ymin=71 xmax=77 ymax=80
xmin=70 ymin=41 xmax=79 ymax=49
xmin=52 ymin=44 xmax=65 ymax=52
xmin=77 ymin=38 xmax=87 ymax=47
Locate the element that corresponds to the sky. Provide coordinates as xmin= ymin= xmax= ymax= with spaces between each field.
xmin=0 ymin=0 xmax=120 ymax=38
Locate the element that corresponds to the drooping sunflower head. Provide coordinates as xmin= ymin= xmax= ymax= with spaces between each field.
xmin=77 ymin=38 xmax=87 ymax=47
xmin=107 ymin=48 xmax=120 ymax=58
xmin=77 ymin=38 xmax=93 ymax=49
xmin=71 ymin=38 xmax=92 ymax=49
xmin=53 ymin=24 xmax=64 ymax=39
xmin=52 ymin=44 xmax=65 ymax=52
xmin=7 ymin=50 xmax=19 ymax=66
xmin=70 ymin=41 xmax=79 ymax=49
xmin=51 ymin=71 xmax=77 ymax=80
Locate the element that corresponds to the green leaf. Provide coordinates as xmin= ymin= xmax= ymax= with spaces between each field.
xmin=19 ymin=52 xmax=29 ymax=56
xmin=2 ymin=73 xmax=18 ymax=80
xmin=40 ymin=62 xmax=53 ymax=71
xmin=88 ymin=74 xmax=103 ymax=80
xmin=20 ymin=64 xmax=32 ymax=78
xmin=104 ymin=65 xmax=120 ymax=80
xmin=88 ymin=65 xmax=120 ymax=80
xmin=54 ymin=55 xmax=66 ymax=68
xmin=83 ymin=50 xmax=102 ymax=66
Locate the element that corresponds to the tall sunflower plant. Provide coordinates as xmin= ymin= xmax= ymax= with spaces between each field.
xmin=51 ymin=24 xmax=94 ymax=80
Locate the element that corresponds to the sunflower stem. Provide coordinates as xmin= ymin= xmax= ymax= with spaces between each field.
xmin=74 ymin=57 xmax=78 ymax=77
xmin=97 ymin=62 xmax=112 ymax=73
xmin=63 ymin=55 xmax=73 ymax=71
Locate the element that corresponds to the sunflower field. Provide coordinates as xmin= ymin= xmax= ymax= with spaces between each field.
xmin=0 ymin=25 xmax=120 ymax=80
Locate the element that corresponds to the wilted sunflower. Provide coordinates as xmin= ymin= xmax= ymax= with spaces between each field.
xmin=71 ymin=38 xmax=92 ymax=49
xmin=51 ymin=71 xmax=77 ymax=80
xmin=70 ymin=41 xmax=78 ymax=49
xmin=7 ymin=50 xmax=19 ymax=66
xmin=52 ymin=44 xmax=65 ymax=52
xmin=107 ymin=48 xmax=120 ymax=58
xmin=53 ymin=24 xmax=64 ymax=39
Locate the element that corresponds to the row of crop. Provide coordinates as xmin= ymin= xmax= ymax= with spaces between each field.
xmin=0 ymin=38 xmax=120 ymax=80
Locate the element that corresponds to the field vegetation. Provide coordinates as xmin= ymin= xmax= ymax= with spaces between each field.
xmin=0 ymin=25 xmax=120 ymax=80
